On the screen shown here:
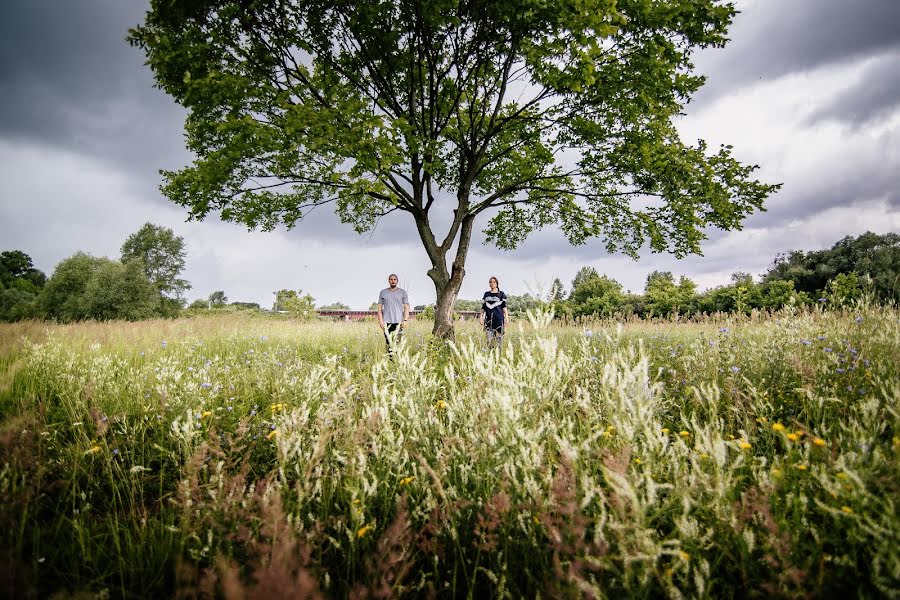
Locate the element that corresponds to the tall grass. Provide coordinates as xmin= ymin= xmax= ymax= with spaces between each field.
xmin=0 ymin=307 xmax=898 ymax=598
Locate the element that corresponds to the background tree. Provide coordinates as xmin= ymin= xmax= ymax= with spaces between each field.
xmin=208 ymin=290 xmax=228 ymax=306
xmin=549 ymin=278 xmax=566 ymax=302
xmin=0 ymin=250 xmax=46 ymax=321
xmin=40 ymin=253 xmax=105 ymax=322
xmin=274 ymin=289 xmax=316 ymax=318
xmin=570 ymin=267 xmax=600 ymax=297
xmin=82 ymin=260 xmax=159 ymax=321
xmin=318 ymin=301 xmax=351 ymax=310
xmin=570 ymin=275 xmax=623 ymax=317
xmin=644 ymin=271 xmax=696 ymax=316
xmin=131 ymin=0 xmax=778 ymax=338
xmin=120 ymin=222 xmax=190 ymax=303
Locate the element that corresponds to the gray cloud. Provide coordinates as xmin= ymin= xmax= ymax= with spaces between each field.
xmin=806 ymin=51 xmax=900 ymax=126
xmin=693 ymin=0 xmax=900 ymax=102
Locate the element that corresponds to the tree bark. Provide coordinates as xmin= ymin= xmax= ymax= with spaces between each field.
xmin=427 ymin=214 xmax=475 ymax=339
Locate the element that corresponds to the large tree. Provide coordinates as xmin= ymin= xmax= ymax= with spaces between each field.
xmin=120 ymin=223 xmax=190 ymax=300
xmin=131 ymin=0 xmax=777 ymax=337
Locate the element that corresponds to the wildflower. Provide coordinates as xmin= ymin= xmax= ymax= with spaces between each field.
xmin=813 ymin=437 xmax=826 ymax=447
xmin=772 ymin=423 xmax=785 ymax=432
xmin=352 ymin=498 xmax=361 ymax=505
xmin=823 ymin=347 xmax=833 ymax=353
xmin=85 ymin=446 xmax=101 ymax=455
xmin=661 ymin=427 xmax=670 ymax=434
xmin=755 ymin=417 xmax=768 ymax=424
xmin=836 ymin=472 xmax=846 ymax=479
xmin=201 ymin=411 xmax=212 ymax=418
xmin=699 ymin=453 xmax=709 ymax=459
xmin=112 ymin=449 xmax=119 ymax=456
xmin=201 ymin=382 xmax=212 ymax=389
xmin=161 ymin=340 xmax=167 ymax=348
xmin=266 ymin=430 xmax=278 ymax=440
xmin=435 ymin=400 xmax=448 ymax=410
xmin=800 ymin=339 xmax=811 ymax=346
xmin=679 ymin=430 xmax=690 ymax=438
xmin=836 ymin=368 xmax=845 ymax=374
xmin=730 ymin=366 xmax=740 ymax=374
xmin=817 ymin=335 xmax=826 ymax=341
xmin=772 ymin=468 xmax=781 ymax=476
xmin=356 ymin=524 xmax=374 ymax=539
xmin=786 ymin=433 xmax=799 ymax=442
xmin=818 ymin=297 xmax=827 ymax=303
xmin=533 ymin=515 xmax=541 ymax=525
xmin=633 ymin=458 xmax=642 ymax=465
xmin=679 ymin=551 xmax=690 ymax=561
xmin=795 ymin=464 xmax=808 ymax=471
xmin=399 ymin=476 xmax=415 ymax=486
xmin=855 ymin=316 xmax=863 ymax=324
xmin=719 ymin=327 xmax=729 ymax=334
xmin=739 ymin=441 xmax=752 ymax=450
xmin=841 ymin=506 xmax=853 ymax=514
xmin=584 ymin=329 xmax=593 ymax=338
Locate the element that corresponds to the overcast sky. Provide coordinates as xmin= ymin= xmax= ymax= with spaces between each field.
xmin=1 ymin=0 xmax=898 ymax=309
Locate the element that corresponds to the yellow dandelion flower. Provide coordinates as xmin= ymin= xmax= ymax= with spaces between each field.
xmin=739 ymin=441 xmax=752 ymax=450
xmin=795 ymin=430 xmax=805 ymax=438
xmin=755 ymin=417 xmax=767 ymax=424
xmin=85 ymin=445 xmax=101 ymax=455
xmin=813 ymin=437 xmax=826 ymax=447
xmin=679 ymin=551 xmax=690 ymax=561
xmin=679 ymin=430 xmax=690 ymax=438
xmin=266 ymin=430 xmax=278 ymax=440
xmin=356 ymin=524 xmax=374 ymax=539
xmin=435 ymin=400 xmax=447 ymax=410
xmin=841 ymin=506 xmax=853 ymax=514
xmin=633 ymin=458 xmax=642 ymax=465
xmin=399 ymin=476 xmax=415 ymax=486
xmin=772 ymin=468 xmax=782 ymax=476
xmin=661 ymin=428 xmax=670 ymax=434
xmin=795 ymin=464 xmax=807 ymax=471
xmin=606 ymin=425 xmax=616 ymax=432
xmin=352 ymin=498 xmax=361 ymax=505
xmin=786 ymin=433 xmax=799 ymax=442
xmin=201 ymin=410 xmax=212 ymax=418
xmin=772 ymin=423 xmax=785 ymax=432
xmin=533 ymin=515 xmax=541 ymax=525
xmin=699 ymin=453 xmax=709 ymax=459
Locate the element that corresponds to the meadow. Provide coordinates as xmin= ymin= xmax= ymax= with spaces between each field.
xmin=0 ymin=307 xmax=898 ymax=598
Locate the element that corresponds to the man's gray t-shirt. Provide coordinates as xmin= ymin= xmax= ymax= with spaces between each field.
xmin=379 ymin=287 xmax=409 ymax=323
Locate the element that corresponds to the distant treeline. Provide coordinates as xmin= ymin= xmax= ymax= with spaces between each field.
xmin=2 ymin=231 xmax=897 ymax=323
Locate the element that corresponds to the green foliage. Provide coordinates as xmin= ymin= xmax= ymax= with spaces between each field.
xmin=273 ymin=289 xmax=316 ymax=319
xmin=454 ymin=298 xmax=481 ymax=312
xmin=826 ymin=272 xmax=863 ymax=307
xmin=764 ymin=231 xmax=900 ymax=302
xmin=130 ymin=0 xmax=777 ymax=335
xmin=570 ymin=275 xmax=623 ymax=316
xmin=208 ymin=290 xmax=228 ymax=306
xmin=120 ymin=222 xmax=190 ymax=300
xmin=570 ymin=266 xmax=600 ymax=295
xmin=40 ymin=253 xmax=160 ymax=322
xmin=82 ymin=260 xmax=160 ymax=321
xmin=318 ymin=301 xmax=351 ymax=310
xmin=644 ymin=270 xmax=697 ymax=316
xmin=0 ymin=250 xmax=46 ymax=320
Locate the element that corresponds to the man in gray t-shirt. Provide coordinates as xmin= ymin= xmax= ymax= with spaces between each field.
xmin=377 ymin=273 xmax=409 ymax=352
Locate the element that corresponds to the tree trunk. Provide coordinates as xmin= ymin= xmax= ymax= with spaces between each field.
xmin=428 ymin=215 xmax=475 ymax=339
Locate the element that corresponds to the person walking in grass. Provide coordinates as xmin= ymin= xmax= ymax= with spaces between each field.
xmin=377 ymin=273 xmax=409 ymax=354
xmin=480 ymin=276 xmax=509 ymax=349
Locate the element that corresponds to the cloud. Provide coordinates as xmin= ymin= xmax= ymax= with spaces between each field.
xmin=806 ymin=51 xmax=900 ymax=126
xmin=692 ymin=0 xmax=900 ymax=102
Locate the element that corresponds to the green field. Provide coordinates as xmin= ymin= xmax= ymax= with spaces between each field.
xmin=1 ymin=308 xmax=898 ymax=598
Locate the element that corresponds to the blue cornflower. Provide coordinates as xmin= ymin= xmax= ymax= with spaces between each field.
xmin=201 ymin=382 xmax=212 ymax=389
xmin=818 ymin=297 xmax=827 ymax=303
xmin=730 ymin=366 xmax=740 ymax=374
xmin=161 ymin=340 xmax=167 ymax=348
xmin=817 ymin=335 xmax=826 ymax=341
xmin=112 ymin=449 xmax=119 ymax=455
xmin=824 ymin=347 xmax=833 ymax=353
xmin=719 ymin=327 xmax=729 ymax=334
xmin=584 ymin=329 xmax=593 ymax=338
xmin=800 ymin=339 xmax=811 ymax=346
xmin=836 ymin=368 xmax=845 ymax=374
xmin=855 ymin=316 xmax=863 ymax=324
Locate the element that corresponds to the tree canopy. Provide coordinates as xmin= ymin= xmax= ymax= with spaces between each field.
xmin=130 ymin=0 xmax=778 ymax=336
xmin=121 ymin=223 xmax=190 ymax=300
